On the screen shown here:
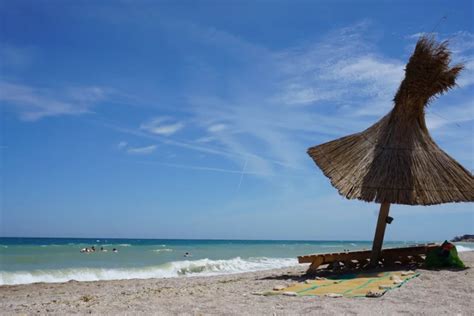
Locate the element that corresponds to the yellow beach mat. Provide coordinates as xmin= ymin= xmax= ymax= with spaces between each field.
xmin=275 ymin=271 xmax=419 ymax=298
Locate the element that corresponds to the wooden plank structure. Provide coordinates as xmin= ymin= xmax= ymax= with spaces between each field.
xmin=299 ymin=244 xmax=439 ymax=274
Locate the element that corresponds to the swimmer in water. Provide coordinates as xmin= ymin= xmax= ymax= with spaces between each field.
xmin=184 ymin=252 xmax=191 ymax=257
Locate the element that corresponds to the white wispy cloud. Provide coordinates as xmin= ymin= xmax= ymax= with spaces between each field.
xmin=178 ymin=22 xmax=407 ymax=176
xmin=457 ymin=59 xmax=474 ymax=88
xmin=448 ymin=31 xmax=474 ymax=55
xmin=140 ymin=117 xmax=184 ymax=136
xmin=426 ymin=101 xmax=474 ymax=131
xmin=117 ymin=141 xmax=128 ymax=149
xmin=195 ymin=136 xmax=216 ymax=143
xmin=207 ymin=123 xmax=227 ymax=132
xmin=405 ymin=32 xmax=438 ymax=40
xmin=136 ymin=160 xmax=270 ymax=176
xmin=274 ymin=23 xmax=405 ymax=116
xmin=126 ymin=144 xmax=157 ymax=155
xmin=0 ymin=81 xmax=107 ymax=121
xmin=105 ymin=22 xmax=472 ymax=177
xmin=97 ymin=118 xmax=296 ymax=175
xmin=180 ymin=21 xmax=473 ymax=177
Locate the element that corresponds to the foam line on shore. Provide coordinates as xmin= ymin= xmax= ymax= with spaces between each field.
xmin=456 ymin=245 xmax=474 ymax=252
xmin=0 ymin=257 xmax=298 ymax=285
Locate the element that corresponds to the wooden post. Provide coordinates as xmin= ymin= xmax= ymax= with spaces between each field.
xmin=307 ymin=256 xmax=324 ymax=275
xmin=370 ymin=202 xmax=391 ymax=266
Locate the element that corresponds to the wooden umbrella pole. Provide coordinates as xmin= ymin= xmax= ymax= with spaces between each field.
xmin=370 ymin=202 xmax=391 ymax=266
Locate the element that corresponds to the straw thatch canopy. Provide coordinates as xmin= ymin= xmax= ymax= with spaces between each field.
xmin=308 ymin=36 xmax=474 ymax=206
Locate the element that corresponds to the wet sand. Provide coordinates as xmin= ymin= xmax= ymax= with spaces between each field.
xmin=1 ymin=252 xmax=473 ymax=315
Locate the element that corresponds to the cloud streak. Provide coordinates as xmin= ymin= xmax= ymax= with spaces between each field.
xmin=135 ymin=160 xmax=270 ymax=176
xmin=182 ymin=21 xmax=407 ymax=176
xmin=205 ymin=23 xmax=471 ymax=173
xmin=108 ymin=22 xmax=472 ymax=176
xmin=207 ymin=123 xmax=227 ymax=133
xmin=0 ymin=81 xmax=107 ymax=121
xmin=88 ymin=22 xmax=472 ymax=178
xmin=140 ymin=117 xmax=185 ymax=136
xmin=117 ymin=141 xmax=128 ymax=149
xmin=126 ymin=144 xmax=157 ymax=155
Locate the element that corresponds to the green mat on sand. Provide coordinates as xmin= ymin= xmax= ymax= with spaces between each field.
xmin=267 ymin=271 xmax=420 ymax=298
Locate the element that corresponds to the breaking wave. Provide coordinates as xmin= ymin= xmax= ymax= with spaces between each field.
xmin=456 ymin=245 xmax=474 ymax=252
xmin=0 ymin=257 xmax=297 ymax=285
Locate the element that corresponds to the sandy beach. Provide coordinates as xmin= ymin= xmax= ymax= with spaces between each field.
xmin=1 ymin=252 xmax=472 ymax=315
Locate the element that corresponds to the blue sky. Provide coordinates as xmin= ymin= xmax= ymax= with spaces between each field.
xmin=1 ymin=0 xmax=473 ymax=241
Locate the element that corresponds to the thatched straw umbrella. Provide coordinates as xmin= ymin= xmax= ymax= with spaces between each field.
xmin=307 ymin=36 xmax=474 ymax=264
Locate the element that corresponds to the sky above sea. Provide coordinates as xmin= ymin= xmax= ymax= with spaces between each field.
xmin=1 ymin=0 xmax=473 ymax=240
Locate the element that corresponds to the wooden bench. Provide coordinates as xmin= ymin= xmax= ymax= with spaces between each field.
xmin=298 ymin=244 xmax=439 ymax=274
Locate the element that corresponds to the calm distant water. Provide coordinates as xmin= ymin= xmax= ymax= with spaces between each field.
xmin=1 ymin=237 xmax=472 ymax=285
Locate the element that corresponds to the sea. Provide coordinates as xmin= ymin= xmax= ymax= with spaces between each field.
xmin=1 ymin=238 xmax=473 ymax=285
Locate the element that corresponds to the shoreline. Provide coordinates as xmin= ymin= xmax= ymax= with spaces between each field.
xmin=1 ymin=252 xmax=473 ymax=315
xmin=2 ymin=243 xmax=472 ymax=286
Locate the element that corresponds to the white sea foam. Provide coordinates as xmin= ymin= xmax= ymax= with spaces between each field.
xmin=118 ymin=244 xmax=131 ymax=247
xmin=0 ymin=257 xmax=298 ymax=285
xmin=40 ymin=244 xmax=62 ymax=247
xmin=456 ymin=245 xmax=474 ymax=252
xmin=153 ymin=248 xmax=173 ymax=253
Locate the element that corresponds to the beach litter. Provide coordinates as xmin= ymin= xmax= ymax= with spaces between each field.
xmin=325 ymin=293 xmax=343 ymax=298
xmin=366 ymin=290 xmax=384 ymax=298
xmin=401 ymin=271 xmax=415 ymax=276
xmin=251 ymin=291 xmax=280 ymax=296
xmin=390 ymin=276 xmax=403 ymax=285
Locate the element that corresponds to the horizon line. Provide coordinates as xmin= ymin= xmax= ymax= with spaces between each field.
xmin=0 ymin=236 xmax=442 ymax=243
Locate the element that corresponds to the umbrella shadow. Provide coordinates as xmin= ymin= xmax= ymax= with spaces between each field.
xmin=259 ymin=262 xmax=427 ymax=282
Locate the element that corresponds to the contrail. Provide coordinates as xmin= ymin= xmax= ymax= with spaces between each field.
xmin=237 ymin=157 xmax=248 ymax=192
xmin=134 ymin=159 xmax=268 ymax=176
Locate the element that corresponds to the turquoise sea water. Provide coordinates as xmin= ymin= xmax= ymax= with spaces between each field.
xmin=1 ymin=238 xmax=473 ymax=285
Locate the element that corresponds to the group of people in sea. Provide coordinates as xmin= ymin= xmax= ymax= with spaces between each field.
xmin=80 ymin=246 xmax=118 ymax=253
xmin=80 ymin=246 xmax=192 ymax=257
